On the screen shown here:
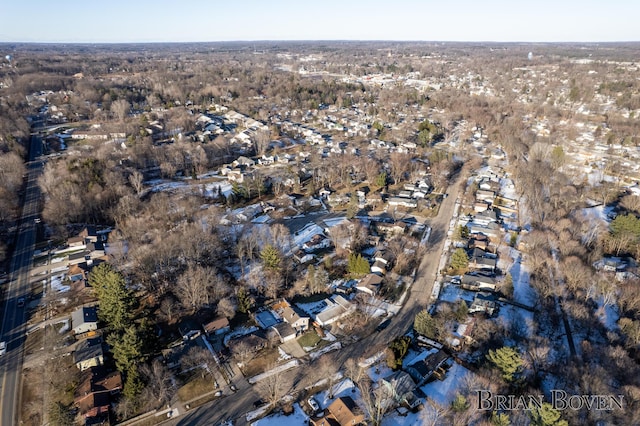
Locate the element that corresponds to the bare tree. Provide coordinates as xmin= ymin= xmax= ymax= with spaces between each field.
xmin=358 ymin=379 xmax=392 ymax=426
xmin=231 ymin=340 xmax=256 ymax=367
xmin=217 ymin=296 xmax=237 ymax=319
xmin=129 ymin=170 xmax=144 ymax=195
xmin=252 ymin=129 xmax=271 ymax=156
xmin=175 ymin=262 xmax=215 ymax=313
xmin=256 ymin=364 xmax=291 ymax=408
xmin=140 ymin=359 xmax=175 ymax=409
xmin=111 ymin=99 xmax=130 ymax=122
xmin=420 ymin=398 xmax=450 ymax=426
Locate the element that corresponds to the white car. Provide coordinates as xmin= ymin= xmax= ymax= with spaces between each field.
xmin=0 ymin=341 xmax=6 ymax=356
xmin=307 ymin=397 xmax=320 ymax=413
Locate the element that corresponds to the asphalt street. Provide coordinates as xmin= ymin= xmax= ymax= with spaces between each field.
xmin=0 ymin=134 xmax=43 ymax=426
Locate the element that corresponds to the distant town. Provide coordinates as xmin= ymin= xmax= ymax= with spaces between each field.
xmin=0 ymin=41 xmax=639 ymax=426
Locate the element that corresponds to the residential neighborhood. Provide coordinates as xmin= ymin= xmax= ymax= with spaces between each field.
xmin=1 ymin=37 xmax=639 ymax=426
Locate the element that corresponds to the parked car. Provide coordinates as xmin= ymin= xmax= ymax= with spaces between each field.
xmin=17 ymin=297 xmax=25 ymax=308
xmin=0 ymin=341 xmax=6 ymax=356
xmin=307 ymin=397 xmax=320 ymax=413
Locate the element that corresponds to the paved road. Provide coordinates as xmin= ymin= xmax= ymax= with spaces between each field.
xmin=0 ymin=134 xmax=43 ymax=425
xmin=165 ymin=173 xmax=466 ymax=426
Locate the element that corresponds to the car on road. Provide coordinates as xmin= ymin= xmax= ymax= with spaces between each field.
xmin=17 ymin=297 xmax=25 ymax=308
xmin=375 ymin=319 xmax=391 ymax=332
xmin=307 ymin=397 xmax=320 ymax=413
xmin=253 ymin=399 xmax=265 ymax=408
xmin=0 ymin=341 xmax=6 ymax=356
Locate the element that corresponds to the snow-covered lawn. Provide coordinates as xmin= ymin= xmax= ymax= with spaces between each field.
xmin=314 ymin=379 xmax=361 ymax=410
xmin=251 ymin=403 xmax=308 ymax=426
xmin=596 ymin=302 xmax=619 ymax=331
xmin=309 ymin=342 xmax=341 ymax=360
xmin=248 ymin=360 xmax=300 ymax=384
xmin=420 ymin=363 xmax=471 ymax=406
xmin=507 ymin=248 xmax=536 ymax=307
xmin=51 ymin=273 xmax=70 ymax=293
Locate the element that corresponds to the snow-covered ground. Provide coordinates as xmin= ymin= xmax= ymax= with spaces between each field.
xmin=251 ymin=403 xmax=308 ymax=426
xmin=314 ymin=379 xmax=361 ymax=410
xmin=420 ymin=363 xmax=471 ymax=406
xmin=507 ymin=249 xmax=536 ymax=307
xmin=309 ymin=342 xmax=341 ymax=360
xmin=581 ymin=203 xmax=615 ymax=226
xmin=51 ymin=273 xmax=70 ymax=293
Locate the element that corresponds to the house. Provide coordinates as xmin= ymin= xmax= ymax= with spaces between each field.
xmin=310 ymin=396 xmax=365 ymax=426
xmin=405 ymin=349 xmax=450 ymax=386
xmin=203 ymin=317 xmax=230 ymax=336
xmin=380 ymin=371 xmax=421 ymax=410
xmin=473 ymin=202 xmax=490 ymax=213
xmin=271 ymin=322 xmax=296 ymax=343
xmin=300 ymin=295 xmax=356 ymax=327
xmin=356 ymin=273 xmax=384 ymax=295
xmin=71 ymin=306 xmax=98 ymax=335
xmin=461 ymin=273 xmax=496 ymax=292
xmin=76 ymin=391 xmax=110 ymax=421
xmin=387 ymin=197 xmax=417 ymax=208
xmin=468 ymin=249 xmax=497 ymax=272
xmin=178 ymin=320 xmax=202 ymax=340
xmin=74 ymin=338 xmax=104 ymax=371
xmin=375 ymin=221 xmax=407 ymax=237
xmin=75 ymin=366 xmax=122 ymax=404
xmin=279 ymin=305 xmax=310 ymax=333
xmin=226 ymin=331 xmax=268 ymax=355
xmin=371 ymin=260 xmax=387 ymax=275
xmin=469 ymin=292 xmax=497 ymax=316
xmin=303 ymin=234 xmax=332 ymax=253
xmin=474 ymin=210 xmax=498 ymax=226
xmin=475 ymin=189 xmax=496 ymax=203
xmin=374 ymin=250 xmax=394 ymax=266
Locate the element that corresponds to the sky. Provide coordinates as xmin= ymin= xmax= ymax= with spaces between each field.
xmin=1 ymin=0 xmax=638 ymax=43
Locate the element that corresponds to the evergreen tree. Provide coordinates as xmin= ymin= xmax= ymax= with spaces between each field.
xmin=108 ymin=325 xmax=143 ymax=374
xmin=123 ymin=367 xmax=144 ymax=401
xmin=449 ymin=248 xmax=469 ymax=273
xmin=48 ymin=401 xmax=74 ymax=426
xmin=413 ymin=309 xmax=439 ymax=339
xmin=455 ymin=300 xmax=468 ymax=322
xmin=237 ymin=287 xmax=252 ymax=314
xmin=529 ymin=402 xmax=568 ymax=426
xmin=260 ymin=244 xmax=281 ymax=271
xmin=486 ymin=346 xmax=523 ymax=383
xmin=88 ymin=263 xmax=134 ymax=332
xmin=385 ymin=336 xmax=411 ymax=370
xmin=347 ymin=253 xmax=370 ymax=277
xmin=491 ymin=412 xmax=511 ymax=426
xmin=451 ymin=394 xmax=469 ymax=412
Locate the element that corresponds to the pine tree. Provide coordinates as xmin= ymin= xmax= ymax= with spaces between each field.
xmin=491 ymin=412 xmax=511 ymax=426
xmin=108 ymin=325 xmax=143 ymax=374
xmin=237 ymin=287 xmax=252 ymax=314
xmin=260 ymin=244 xmax=281 ymax=270
xmin=88 ymin=263 xmax=135 ymax=332
xmin=123 ymin=367 xmax=144 ymax=401
xmin=529 ymin=402 xmax=568 ymax=426
xmin=455 ymin=300 xmax=468 ymax=322
xmin=450 ymin=248 xmax=469 ymax=273
xmin=451 ymin=394 xmax=469 ymax=412
xmin=348 ymin=253 xmax=370 ymax=277
xmin=413 ymin=309 xmax=439 ymax=339
xmin=486 ymin=346 xmax=523 ymax=382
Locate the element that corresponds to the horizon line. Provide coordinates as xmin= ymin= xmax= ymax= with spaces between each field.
xmin=2 ymin=39 xmax=640 ymax=45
